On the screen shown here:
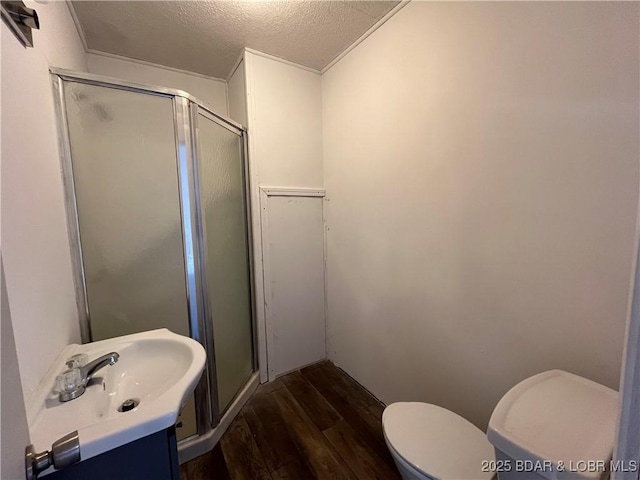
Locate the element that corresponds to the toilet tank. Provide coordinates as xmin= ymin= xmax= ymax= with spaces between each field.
xmin=487 ymin=370 xmax=619 ymax=480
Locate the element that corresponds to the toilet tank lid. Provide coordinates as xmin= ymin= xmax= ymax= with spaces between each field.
xmin=487 ymin=370 xmax=619 ymax=480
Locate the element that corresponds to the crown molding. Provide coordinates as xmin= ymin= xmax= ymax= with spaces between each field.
xmin=321 ymin=0 xmax=411 ymax=75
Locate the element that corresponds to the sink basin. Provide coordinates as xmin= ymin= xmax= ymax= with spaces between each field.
xmin=27 ymin=329 xmax=206 ymax=469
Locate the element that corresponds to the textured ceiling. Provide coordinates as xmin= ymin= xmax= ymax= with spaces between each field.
xmin=70 ymin=1 xmax=399 ymax=78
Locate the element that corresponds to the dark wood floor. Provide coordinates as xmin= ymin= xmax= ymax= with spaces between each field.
xmin=181 ymin=361 xmax=401 ymax=480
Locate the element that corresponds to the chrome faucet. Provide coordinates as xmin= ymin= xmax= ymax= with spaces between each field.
xmin=58 ymin=352 xmax=119 ymax=402
xmin=80 ymin=352 xmax=119 ymax=384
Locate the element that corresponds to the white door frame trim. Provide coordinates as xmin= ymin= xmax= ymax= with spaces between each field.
xmin=614 ymin=209 xmax=640 ymax=480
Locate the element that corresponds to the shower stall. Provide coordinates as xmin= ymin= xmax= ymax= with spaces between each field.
xmin=51 ymin=68 xmax=257 ymax=455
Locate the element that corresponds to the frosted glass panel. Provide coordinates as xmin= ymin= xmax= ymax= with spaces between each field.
xmin=64 ymin=82 xmax=190 ymax=340
xmin=64 ymin=82 xmax=197 ymax=440
xmin=197 ymin=114 xmax=253 ymax=412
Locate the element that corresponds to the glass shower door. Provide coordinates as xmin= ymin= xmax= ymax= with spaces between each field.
xmin=57 ymin=71 xmax=258 ymax=446
xmin=196 ymin=111 xmax=254 ymax=414
xmin=62 ymin=81 xmax=198 ymax=439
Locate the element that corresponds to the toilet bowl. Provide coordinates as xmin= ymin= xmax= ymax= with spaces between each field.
xmin=382 ymin=402 xmax=495 ymax=480
xmin=382 ymin=371 xmax=619 ymax=480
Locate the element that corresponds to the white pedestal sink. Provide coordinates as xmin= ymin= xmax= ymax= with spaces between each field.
xmin=27 ymin=329 xmax=206 ymax=472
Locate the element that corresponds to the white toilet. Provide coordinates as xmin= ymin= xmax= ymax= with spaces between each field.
xmin=382 ymin=370 xmax=619 ymax=480
xmin=383 ymin=402 xmax=495 ymax=480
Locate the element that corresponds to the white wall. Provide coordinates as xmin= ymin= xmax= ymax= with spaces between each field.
xmin=243 ymin=50 xmax=325 ymax=379
xmin=227 ymin=59 xmax=247 ymax=127
xmin=87 ymin=53 xmax=228 ymax=116
xmin=0 ymin=39 xmax=28 ymax=477
xmin=2 ymin=1 xmax=87 ymax=405
xmin=322 ymin=1 xmax=640 ymax=429
xmin=247 ymin=51 xmax=323 ymax=187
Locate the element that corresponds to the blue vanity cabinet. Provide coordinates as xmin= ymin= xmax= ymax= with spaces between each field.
xmin=45 ymin=426 xmax=180 ymax=480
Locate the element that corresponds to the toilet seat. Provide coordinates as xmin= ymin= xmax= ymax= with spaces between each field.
xmin=382 ymin=402 xmax=495 ymax=480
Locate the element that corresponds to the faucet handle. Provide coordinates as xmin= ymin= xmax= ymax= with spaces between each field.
xmin=65 ymin=354 xmax=88 ymax=369
xmin=55 ymin=368 xmax=84 ymax=400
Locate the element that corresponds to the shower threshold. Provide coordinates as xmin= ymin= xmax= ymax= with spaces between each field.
xmin=177 ymin=372 xmax=260 ymax=464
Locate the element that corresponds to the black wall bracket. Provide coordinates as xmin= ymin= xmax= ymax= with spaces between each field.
xmin=1 ymin=1 xmax=40 ymax=48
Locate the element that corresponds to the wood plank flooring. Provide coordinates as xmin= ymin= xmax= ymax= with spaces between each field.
xmin=181 ymin=361 xmax=401 ymax=480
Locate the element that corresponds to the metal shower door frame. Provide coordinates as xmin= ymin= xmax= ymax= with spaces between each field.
xmin=50 ymin=68 xmax=257 ymax=441
xmin=173 ymin=95 xmax=216 ymax=435
xmin=189 ymin=105 xmax=258 ymax=420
